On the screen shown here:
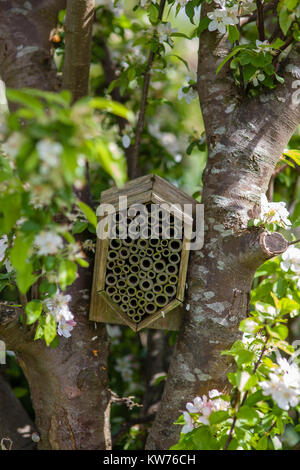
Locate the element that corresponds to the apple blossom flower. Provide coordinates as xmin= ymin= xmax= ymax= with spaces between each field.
xmin=57 ymin=318 xmax=76 ymax=338
xmin=157 ymin=22 xmax=177 ymax=44
xmin=34 ymin=230 xmax=64 ymax=256
xmin=207 ymin=5 xmax=238 ymax=35
xmin=256 ymin=194 xmax=292 ymax=228
xmin=181 ymin=411 xmax=194 ymax=434
xmin=259 ymin=353 xmax=300 ymax=410
xmin=280 ymin=246 xmax=300 ymax=273
xmin=255 ymin=40 xmax=273 ymax=55
xmin=2 ymin=132 xmax=26 ymax=158
xmin=0 ymin=235 xmax=13 ymax=272
xmin=36 ymin=139 xmax=63 ymax=171
xmin=44 ymin=291 xmax=74 ymax=323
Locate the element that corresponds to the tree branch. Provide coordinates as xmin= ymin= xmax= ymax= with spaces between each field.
xmin=62 ymin=0 xmax=95 ymax=102
xmin=129 ymin=0 xmax=166 ymax=179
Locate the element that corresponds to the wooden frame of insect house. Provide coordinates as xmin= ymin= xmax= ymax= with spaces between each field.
xmin=89 ymin=174 xmax=198 ymax=332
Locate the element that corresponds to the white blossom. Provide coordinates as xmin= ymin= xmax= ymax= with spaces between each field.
xmin=34 ymin=230 xmax=64 ymax=256
xmin=280 ymin=246 xmax=300 ymax=273
xmin=182 ymin=390 xmax=229 ymax=433
xmin=2 ymin=132 xmax=26 ymax=158
xmin=122 ymin=134 xmax=131 ymax=149
xmin=115 ymin=354 xmax=134 ymax=382
xmin=157 ymin=22 xmax=177 ymax=44
xmin=182 ymin=411 xmax=194 ymax=434
xmin=0 ymin=235 xmax=13 ymax=272
xmin=36 ymin=139 xmax=63 ymax=172
xmin=57 ymin=318 xmax=76 ymax=338
xmin=178 ymin=85 xmax=197 ymax=104
xmin=44 ymin=291 xmax=74 ymax=323
xmin=255 ymin=40 xmax=273 ymax=55
xmin=256 ymin=194 xmax=292 ymax=228
xmin=207 ymin=4 xmax=238 ymax=35
xmin=259 ymin=353 xmax=300 ymax=410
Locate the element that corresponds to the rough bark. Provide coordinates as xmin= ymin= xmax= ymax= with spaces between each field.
xmin=62 ymin=0 xmax=95 ymax=102
xmin=146 ymin=9 xmax=300 ymax=449
xmin=0 ymin=0 xmax=111 ymax=450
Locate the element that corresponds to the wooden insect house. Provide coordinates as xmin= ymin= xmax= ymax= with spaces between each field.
xmin=90 ymin=174 xmax=199 ymax=332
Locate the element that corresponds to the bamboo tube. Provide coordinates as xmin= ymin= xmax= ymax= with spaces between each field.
xmin=153 ymin=259 xmax=166 ymax=273
xmin=128 ymin=308 xmax=136 ymax=316
xmin=122 ymin=295 xmax=129 ymax=303
xmin=161 ymin=239 xmax=169 ymax=247
xmin=106 ymin=273 xmax=117 ymax=286
xmin=145 ymin=302 xmax=157 ymax=315
xmin=131 ymin=313 xmax=143 ymax=323
xmin=119 ymin=287 xmax=126 ymax=295
xmin=130 ymin=264 xmax=140 ymax=274
xmin=120 ymin=272 xmax=127 ymax=280
xmin=168 ymin=252 xmax=181 ymax=265
xmin=122 ymin=237 xmax=134 ymax=247
xmin=155 ymin=293 xmax=169 ymax=308
xmin=139 ymin=270 xmax=146 ymax=279
xmin=127 ymin=287 xmax=136 ymax=297
xmin=137 ymin=239 xmax=149 ymax=250
xmin=157 ymin=273 xmax=168 ymax=285
xmin=127 ymin=274 xmax=139 ymax=287
xmin=107 ymin=260 xmax=115 ymax=270
xmin=166 ymin=263 xmax=178 ymax=275
xmin=136 ymin=290 xmax=144 ymax=298
xmin=168 ymin=274 xmax=178 ymax=285
xmin=140 ymin=257 xmax=153 ymax=271
xmin=146 ymin=247 xmax=154 ymax=257
xmin=119 ymin=246 xmax=130 ymax=259
xmin=112 ymin=293 xmax=121 ymax=303
xmin=147 ymin=270 xmax=156 ymax=280
xmin=106 ymin=286 xmax=117 ymax=296
xmin=156 ymin=245 xmax=163 ymax=253
xmin=117 ymin=258 xmax=125 ymax=267
xmin=107 ymin=249 xmax=118 ymax=261
xmin=122 ymin=265 xmax=130 ymax=274
xmin=129 ymin=297 xmax=139 ymax=308
xmin=164 ymin=284 xmax=177 ymax=297
xmin=138 ymin=298 xmax=146 ymax=307
xmin=145 ymin=291 xmax=155 ymax=302
xmin=162 ymin=248 xmax=170 ymax=258
xmin=129 ymin=254 xmax=139 ymax=265
xmin=137 ymin=307 xmax=145 ymax=316
xmin=116 ymin=279 xmax=126 ymax=289
xmin=149 ymin=238 xmax=160 ymax=248
xmin=121 ymin=303 xmax=129 ymax=313
xmin=153 ymin=283 xmax=163 ymax=294
xmin=130 ymin=244 xmax=138 ymax=253
xmin=169 ymin=239 xmax=182 ymax=253
xmin=112 ymin=265 xmax=122 ymax=276
xmin=139 ymin=278 xmax=153 ymax=292
xmin=109 ymin=238 xmax=122 ymax=250
xmin=139 ymin=249 xmax=147 ymax=258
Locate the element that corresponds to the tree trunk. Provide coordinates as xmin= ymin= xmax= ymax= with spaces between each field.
xmin=146 ymin=9 xmax=300 ymax=448
xmin=0 ymin=0 xmax=112 ymax=450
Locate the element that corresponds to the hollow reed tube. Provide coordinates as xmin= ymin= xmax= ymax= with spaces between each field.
xmin=106 ymin=273 xmax=117 ymax=286
xmin=155 ymin=293 xmax=169 ymax=308
xmin=164 ymin=284 xmax=177 ymax=297
xmin=145 ymin=303 xmax=157 ymax=315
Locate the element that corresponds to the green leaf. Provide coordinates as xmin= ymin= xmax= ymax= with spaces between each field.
xmin=25 ymin=300 xmax=43 ymax=325
xmin=237 ymin=406 xmax=259 ymax=425
xmin=228 ymin=25 xmax=240 ymax=44
xmin=77 ymin=200 xmax=97 ymax=228
xmin=86 ymin=97 xmax=134 ymax=122
xmin=44 ymin=314 xmax=57 ymax=346
xmin=209 ymin=410 xmax=229 ymax=425
xmin=216 ymin=47 xmax=244 ymax=75
xmin=58 ymin=260 xmax=77 ymax=290
xmin=16 ymin=263 xmax=38 ymax=294
xmin=268 ymin=324 xmax=289 ymax=341
xmin=279 ymin=7 xmax=293 ymax=35
xmin=256 ymin=435 xmax=268 ymax=450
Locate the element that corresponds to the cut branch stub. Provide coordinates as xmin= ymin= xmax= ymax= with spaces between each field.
xmin=259 ymin=232 xmax=289 ymax=258
xmin=89 ymin=175 xmax=199 ymax=332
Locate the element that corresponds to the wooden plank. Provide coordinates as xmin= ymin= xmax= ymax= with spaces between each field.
xmin=176 ymin=235 xmax=190 ymax=301
xmin=136 ymin=298 xmax=182 ymax=331
xmin=100 ymin=175 xmax=154 ymax=205
xmin=100 ymin=291 xmax=137 ymax=331
xmin=152 ymin=175 xmax=197 ymax=206
xmin=148 ymin=303 xmax=184 ymax=330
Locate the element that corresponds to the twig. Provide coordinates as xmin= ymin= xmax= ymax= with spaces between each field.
xmin=129 ymin=0 xmax=166 ymax=179
xmin=256 ymin=0 xmax=266 ymax=41
xmin=223 ymin=332 xmax=269 ymax=450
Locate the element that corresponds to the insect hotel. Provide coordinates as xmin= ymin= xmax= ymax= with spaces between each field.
xmin=89 ymin=174 xmax=198 ymax=332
